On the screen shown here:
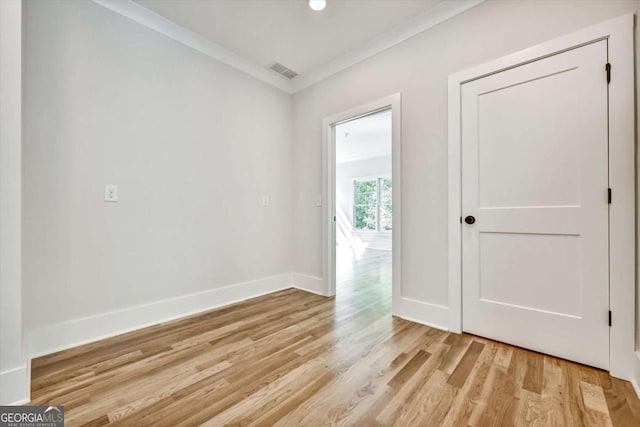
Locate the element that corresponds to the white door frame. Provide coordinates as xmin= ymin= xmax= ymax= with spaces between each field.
xmin=322 ymin=93 xmax=401 ymax=302
xmin=448 ymin=14 xmax=634 ymax=380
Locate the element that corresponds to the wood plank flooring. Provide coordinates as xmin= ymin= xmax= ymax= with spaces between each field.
xmin=31 ymin=249 xmax=640 ymax=426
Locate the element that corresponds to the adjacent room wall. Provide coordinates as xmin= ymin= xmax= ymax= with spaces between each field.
xmin=23 ymin=0 xmax=293 ymax=354
xmin=292 ymin=0 xmax=640 ymax=324
xmin=336 ymin=156 xmax=391 ymax=251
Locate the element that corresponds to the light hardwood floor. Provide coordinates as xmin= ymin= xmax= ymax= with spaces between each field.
xmin=31 ymin=249 xmax=640 ymax=426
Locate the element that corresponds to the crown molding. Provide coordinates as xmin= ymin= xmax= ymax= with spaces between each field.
xmin=93 ymin=0 xmax=485 ymax=94
xmin=92 ymin=0 xmax=294 ymax=93
xmin=291 ymin=0 xmax=485 ymax=92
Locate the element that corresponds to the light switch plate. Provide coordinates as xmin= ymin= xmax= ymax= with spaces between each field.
xmin=315 ymin=194 xmax=322 ymax=207
xmin=105 ymin=185 xmax=118 ymax=202
xmin=262 ymin=195 xmax=270 ymax=207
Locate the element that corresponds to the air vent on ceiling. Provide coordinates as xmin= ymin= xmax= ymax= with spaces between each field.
xmin=270 ymin=62 xmax=298 ymax=79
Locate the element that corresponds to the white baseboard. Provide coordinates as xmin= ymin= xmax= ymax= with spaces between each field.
xmin=632 ymin=351 xmax=640 ymax=399
xmin=0 ymin=365 xmax=29 ymax=405
xmin=631 ymin=379 xmax=640 ymax=400
xmin=393 ymin=297 xmax=449 ymax=331
xmin=28 ymin=273 xmax=292 ymax=358
xmin=291 ymin=273 xmax=326 ymax=296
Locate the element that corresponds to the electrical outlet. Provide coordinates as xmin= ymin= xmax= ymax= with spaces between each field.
xmin=262 ymin=194 xmax=270 ymax=207
xmin=104 ymin=185 xmax=118 ymax=202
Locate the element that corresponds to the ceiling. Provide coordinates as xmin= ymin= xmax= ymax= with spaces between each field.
xmin=135 ymin=0 xmax=442 ymax=77
xmin=336 ymin=109 xmax=391 ymax=163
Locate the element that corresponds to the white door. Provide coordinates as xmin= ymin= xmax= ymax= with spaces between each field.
xmin=461 ymin=40 xmax=609 ymax=369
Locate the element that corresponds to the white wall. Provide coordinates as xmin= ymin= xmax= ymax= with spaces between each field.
xmin=292 ymin=0 xmax=640 ymax=319
xmin=336 ymin=156 xmax=391 ymax=251
xmin=0 ymin=0 xmax=27 ymax=405
xmin=23 ymin=0 xmax=293 ymax=352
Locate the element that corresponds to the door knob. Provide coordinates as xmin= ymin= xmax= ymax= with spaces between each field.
xmin=464 ymin=215 xmax=476 ymax=225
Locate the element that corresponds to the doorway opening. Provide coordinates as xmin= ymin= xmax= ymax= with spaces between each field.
xmin=322 ymin=93 xmax=401 ymax=316
xmin=334 ymin=110 xmax=392 ymax=302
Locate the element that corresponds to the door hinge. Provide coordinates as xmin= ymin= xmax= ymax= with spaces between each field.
xmin=460 ymin=216 xmax=463 ymax=224
xmin=606 ymin=63 xmax=611 ymax=84
xmin=608 ymin=188 xmax=612 ymax=204
xmin=609 ymin=310 xmax=612 ymax=327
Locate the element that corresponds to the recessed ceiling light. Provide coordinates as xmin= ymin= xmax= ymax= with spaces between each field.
xmin=309 ymin=0 xmax=326 ymax=11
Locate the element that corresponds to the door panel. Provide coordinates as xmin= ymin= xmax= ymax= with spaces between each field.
xmin=479 ymin=232 xmax=581 ymax=317
xmin=477 ymin=70 xmax=581 ymax=208
xmin=461 ymin=40 xmax=609 ymax=369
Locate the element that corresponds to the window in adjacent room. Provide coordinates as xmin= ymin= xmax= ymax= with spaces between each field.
xmin=353 ymin=177 xmax=392 ymax=232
